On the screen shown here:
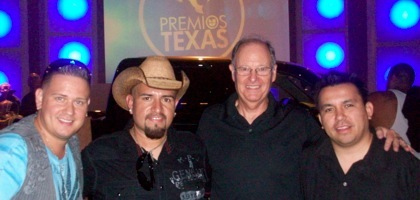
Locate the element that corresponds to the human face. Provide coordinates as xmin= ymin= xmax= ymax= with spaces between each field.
xmin=317 ymin=83 xmax=373 ymax=149
xmin=35 ymin=74 xmax=90 ymax=141
xmin=126 ymin=83 xmax=178 ymax=139
xmin=229 ymin=42 xmax=277 ymax=105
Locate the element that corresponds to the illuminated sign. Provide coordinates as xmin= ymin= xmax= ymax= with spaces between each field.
xmin=139 ymin=0 xmax=244 ymax=57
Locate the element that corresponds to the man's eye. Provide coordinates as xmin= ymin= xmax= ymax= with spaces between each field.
xmin=163 ymin=98 xmax=173 ymax=103
xmin=345 ymin=104 xmax=354 ymax=108
xmin=75 ymin=100 xmax=85 ymax=106
xmin=55 ymin=97 xmax=64 ymax=102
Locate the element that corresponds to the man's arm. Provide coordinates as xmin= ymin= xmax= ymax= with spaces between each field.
xmin=0 ymin=133 xmax=27 ymax=199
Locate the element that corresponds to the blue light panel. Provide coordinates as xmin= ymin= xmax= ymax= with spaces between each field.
xmin=316 ymin=42 xmax=345 ymax=69
xmin=317 ymin=0 xmax=344 ymax=19
xmin=390 ymin=0 xmax=420 ymax=29
xmin=0 ymin=71 xmax=8 ymax=84
xmin=0 ymin=11 xmax=12 ymax=38
xmin=57 ymin=0 xmax=88 ymax=20
xmin=59 ymin=41 xmax=91 ymax=65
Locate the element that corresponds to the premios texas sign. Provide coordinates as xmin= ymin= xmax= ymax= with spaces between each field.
xmin=139 ymin=0 xmax=245 ymax=57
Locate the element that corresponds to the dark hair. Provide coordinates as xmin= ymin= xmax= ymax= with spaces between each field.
xmin=231 ymin=35 xmax=276 ymax=67
xmin=314 ymin=71 xmax=368 ymax=109
xmin=388 ymin=63 xmax=415 ymax=86
xmin=42 ymin=59 xmax=92 ymax=87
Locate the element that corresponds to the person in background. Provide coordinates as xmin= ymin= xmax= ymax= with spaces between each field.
xmin=196 ymin=36 xmax=408 ymax=199
xmin=0 ymin=59 xmax=91 ymax=199
xmin=20 ymin=73 xmax=42 ymax=117
xmin=0 ymin=83 xmax=20 ymax=115
xmin=369 ymin=63 xmax=419 ymax=159
xmin=300 ymin=71 xmax=419 ymax=199
xmin=82 ymin=56 xmax=208 ymax=199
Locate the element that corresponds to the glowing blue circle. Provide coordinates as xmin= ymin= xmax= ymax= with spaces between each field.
xmin=316 ymin=42 xmax=344 ymax=69
xmin=317 ymin=0 xmax=344 ymax=19
xmin=390 ymin=0 xmax=420 ymax=29
xmin=59 ymin=42 xmax=91 ymax=65
xmin=0 ymin=11 xmax=12 ymax=38
xmin=0 ymin=71 xmax=9 ymax=84
xmin=57 ymin=0 xmax=88 ymax=20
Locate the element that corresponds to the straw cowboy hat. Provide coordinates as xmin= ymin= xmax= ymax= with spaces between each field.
xmin=112 ymin=56 xmax=190 ymax=111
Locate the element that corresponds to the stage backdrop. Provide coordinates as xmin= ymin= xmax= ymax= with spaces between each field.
xmin=104 ymin=0 xmax=290 ymax=83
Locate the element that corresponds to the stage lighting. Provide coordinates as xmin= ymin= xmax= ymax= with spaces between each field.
xmin=59 ymin=42 xmax=91 ymax=65
xmin=390 ymin=0 xmax=420 ymax=29
xmin=57 ymin=0 xmax=88 ymax=21
xmin=0 ymin=11 xmax=12 ymax=38
xmin=317 ymin=0 xmax=344 ymax=19
xmin=0 ymin=71 xmax=8 ymax=84
xmin=316 ymin=42 xmax=344 ymax=69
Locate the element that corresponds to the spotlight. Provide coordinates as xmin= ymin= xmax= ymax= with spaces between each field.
xmin=57 ymin=0 xmax=88 ymax=21
xmin=59 ymin=41 xmax=91 ymax=65
xmin=390 ymin=0 xmax=420 ymax=29
xmin=0 ymin=11 xmax=12 ymax=38
xmin=316 ymin=42 xmax=344 ymax=69
xmin=317 ymin=0 xmax=344 ymax=19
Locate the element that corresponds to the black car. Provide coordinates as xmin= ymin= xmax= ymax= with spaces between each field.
xmin=91 ymin=57 xmax=319 ymax=139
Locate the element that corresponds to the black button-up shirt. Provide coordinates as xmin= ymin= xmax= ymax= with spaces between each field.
xmin=300 ymin=135 xmax=420 ymax=200
xmin=197 ymin=93 xmax=325 ymax=199
xmin=82 ymin=128 xmax=208 ymax=199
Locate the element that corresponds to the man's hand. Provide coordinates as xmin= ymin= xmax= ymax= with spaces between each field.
xmin=375 ymin=127 xmax=412 ymax=152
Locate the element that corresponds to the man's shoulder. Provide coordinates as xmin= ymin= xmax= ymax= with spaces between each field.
xmin=83 ymin=131 xmax=130 ymax=154
xmin=170 ymin=130 xmax=205 ymax=150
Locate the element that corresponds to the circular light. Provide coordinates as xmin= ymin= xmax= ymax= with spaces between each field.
xmin=390 ymin=0 xmax=420 ymax=29
xmin=59 ymin=42 xmax=91 ymax=65
xmin=317 ymin=0 xmax=344 ymax=19
xmin=0 ymin=71 xmax=9 ymax=84
xmin=0 ymin=11 xmax=12 ymax=38
xmin=57 ymin=0 xmax=88 ymax=20
xmin=316 ymin=42 xmax=344 ymax=69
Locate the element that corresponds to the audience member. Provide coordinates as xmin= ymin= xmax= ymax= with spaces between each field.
xmin=20 ymin=73 xmax=42 ymax=117
xmin=368 ymin=63 xmax=419 ymax=158
xmin=300 ymin=71 xmax=419 ymax=199
xmin=82 ymin=56 xmax=208 ymax=199
xmin=0 ymin=83 xmax=21 ymax=129
xmin=0 ymin=59 xmax=91 ymax=199
xmin=196 ymin=36 xmax=407 ymax=199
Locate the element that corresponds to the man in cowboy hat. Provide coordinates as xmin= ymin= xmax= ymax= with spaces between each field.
xmin=82 ymin=56 xmax=209 ymax=199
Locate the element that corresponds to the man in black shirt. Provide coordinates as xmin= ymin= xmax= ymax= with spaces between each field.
xmin=82 ymin=56 xmax=208 ymax=199
xmin=300 ymin=72 xmax=420 ymax=199
xmin=197 ymin=36 xmax=409 ymax=199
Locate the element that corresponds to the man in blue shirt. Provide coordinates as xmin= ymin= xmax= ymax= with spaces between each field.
xmin=0 ymin=59 xmax=91 ymax=199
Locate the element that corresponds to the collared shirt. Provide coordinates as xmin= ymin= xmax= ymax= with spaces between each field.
xmin=82 ymin=128 xmax=208 ymax=200
xmin=300 ymin=135 xmax=420 ymax=200
xmin=0 ymin=133 xmax=80 ymax=199
xmin=197 ymin=93 xmax=325 ymax=199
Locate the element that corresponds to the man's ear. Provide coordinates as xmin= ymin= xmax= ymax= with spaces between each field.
xmin=365 ymin=101 xmax=374 ymax=120
xmin=229 ymin=64 xmax=236 ymax=82
xmin=126 ymin=94 xmax=134 ymax=112
xmin=35 ymin=88 xmax=43 ymax=110
xmin=317 ymin=114 xmax=323 ymax=127
xmin=271 ymin=64 xmax=277 ymax=83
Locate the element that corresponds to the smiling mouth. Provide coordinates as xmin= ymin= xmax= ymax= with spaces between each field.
xmin=59 ymin=118 xmax=73 ymax=124
xmin=246 ymin=85 xmax=260 ymax=89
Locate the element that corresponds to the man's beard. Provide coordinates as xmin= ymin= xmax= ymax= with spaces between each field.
xmin=144 ymin=124 xmax=166 ymax=139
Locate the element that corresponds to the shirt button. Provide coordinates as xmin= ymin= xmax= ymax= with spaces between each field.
xmin=248 ymin=129 xmax=252 ymax=133
xmin=343 ymin=182 xmax=347 ymax=187
xmin=159 ymin=185 xmax=164 ymax=190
